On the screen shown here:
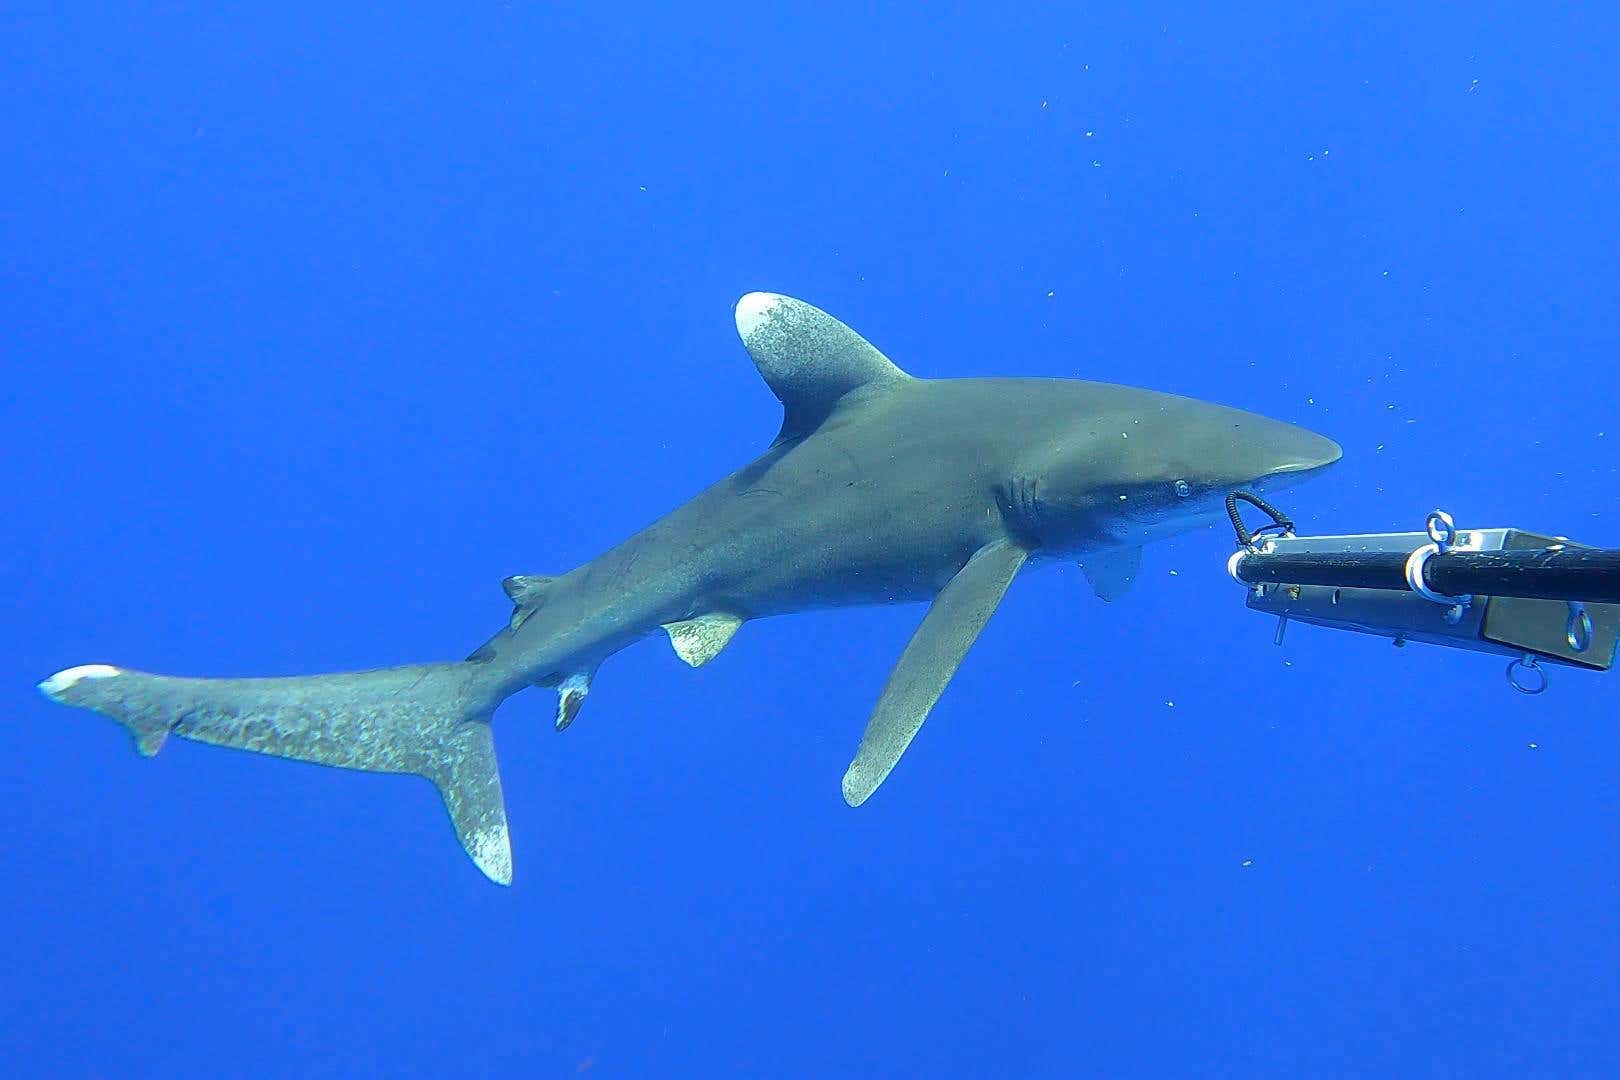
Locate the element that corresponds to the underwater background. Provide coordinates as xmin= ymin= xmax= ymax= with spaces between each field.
xmin=5 ymin=5 xmax=1618 ymax=1076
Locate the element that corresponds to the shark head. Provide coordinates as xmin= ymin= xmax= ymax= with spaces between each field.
xmin=1028 ymin=385 xmax=1342 ymax=554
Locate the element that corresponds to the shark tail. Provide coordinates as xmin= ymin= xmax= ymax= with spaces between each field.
xmin=36 ymin=660 xmax=516 ymax=885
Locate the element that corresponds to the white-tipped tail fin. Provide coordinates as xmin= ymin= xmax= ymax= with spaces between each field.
xmin=37 ymin=660 xmax=514 ymax=884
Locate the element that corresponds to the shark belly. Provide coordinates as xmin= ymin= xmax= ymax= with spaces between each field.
xmin=689 ymin=458 xmax=1000 ymax=619
xmin=491 ymin=447 xmax=1000 ymax=685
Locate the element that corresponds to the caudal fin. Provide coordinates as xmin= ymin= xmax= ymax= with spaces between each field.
xmin=37 ymin=661 xmax=514 ymax=884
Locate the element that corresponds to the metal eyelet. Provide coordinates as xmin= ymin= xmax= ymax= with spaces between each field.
xmin=1507 ymin=654 xmax=1548 ymax=695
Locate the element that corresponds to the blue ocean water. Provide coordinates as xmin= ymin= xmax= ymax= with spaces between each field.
xmin=5 ymin=5 xmax=1618 ymax=1075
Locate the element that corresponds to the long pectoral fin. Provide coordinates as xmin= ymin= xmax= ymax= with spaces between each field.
xmin=842 ymin=539 xmax=1031 ymax=807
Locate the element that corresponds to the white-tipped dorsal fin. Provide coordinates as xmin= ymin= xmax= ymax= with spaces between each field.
xmin=1079 ymin=546 xmax=1142 ymax=602
xmin=662 ymin=613 xmax=744 ymax=668
xmin=734 ymin=293 xmax=910 ymax=439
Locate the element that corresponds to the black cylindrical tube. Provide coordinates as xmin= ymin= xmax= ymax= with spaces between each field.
xmin=1234 ymin=547 xmax=1620 ymax=604
xmin=1235 ymin=551 xmax=1409 ymax=591
xmin=1426 ymin=548 xmax=1620 ymax=603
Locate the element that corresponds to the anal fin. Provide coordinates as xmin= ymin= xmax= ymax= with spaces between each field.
xmin=554 ymin=672 xmax=591 ymax=732
xmin=842 ymin=538 xmax=1030 ymax=807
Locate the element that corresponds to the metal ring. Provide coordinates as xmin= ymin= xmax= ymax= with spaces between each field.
xmin=1506 ymin=654 xmax=1548 ymax=695
xmin=1426 ymin=510 xmax=1457 ymax=551
xmin=1567 ymin=602 xmax=1593 ymax=653
xmin=1405 ymin=543 xmax=1473 ymax=608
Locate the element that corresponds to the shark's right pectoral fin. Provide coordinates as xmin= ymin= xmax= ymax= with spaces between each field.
xmin=842 ymin=538 xmax=1031 ymax=807
xmin=1080 ymin=545 xmax=1142 ymax=602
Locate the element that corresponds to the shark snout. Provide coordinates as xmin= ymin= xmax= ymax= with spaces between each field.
xmin=1253 ymin=425 xmax=1342 ymax=492
xmin=1277 ymin=429 xmax=1343 ymax=474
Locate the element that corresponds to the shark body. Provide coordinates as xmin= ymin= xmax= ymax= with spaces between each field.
xmin=39 ymin=293 xmax=1341 ymax=883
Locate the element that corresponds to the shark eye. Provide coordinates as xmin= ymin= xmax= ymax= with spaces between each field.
xmin=1173 ymin=479 xmax=1192 ymax=498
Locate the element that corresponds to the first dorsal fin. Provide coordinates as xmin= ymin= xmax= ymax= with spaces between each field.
xmin=734 ymin=293 xmax=911 ymax=439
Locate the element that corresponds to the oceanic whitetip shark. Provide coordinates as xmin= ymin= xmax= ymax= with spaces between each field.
xmin=38 ymin=293 xmax=1341 ymax=884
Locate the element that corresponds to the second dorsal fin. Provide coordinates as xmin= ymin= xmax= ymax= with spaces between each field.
xmin=734 ymin=293 xmax=911 ymax=440
xmin=502 ymin=574 xmax=557 ymax=629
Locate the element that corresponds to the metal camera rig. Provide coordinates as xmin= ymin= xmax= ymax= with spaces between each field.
xmin=1224 ymin=493 xmax=1620 ymax=693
